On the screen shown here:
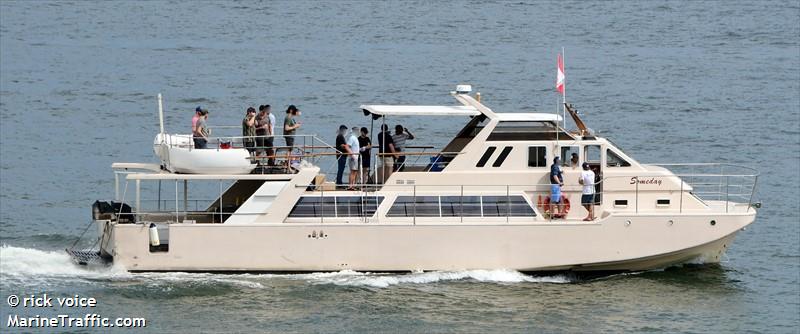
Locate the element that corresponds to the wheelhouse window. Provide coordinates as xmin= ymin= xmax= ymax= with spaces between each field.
xmin=560 ymin=146 xmax=579 ymax=167
xmin=585 ymin=145 xmax=601 ymax=163
xmin=289 ymin=196 xmax=384 ymax=218
xmin=606 ymin=149 xmax=631 ymax=167
xmin=487 ymin=121 xmax=573 ymax=141
xmin=527 ymin=146 xmax=547 ymax=167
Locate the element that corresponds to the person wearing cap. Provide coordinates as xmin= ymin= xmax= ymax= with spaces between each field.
xmin=347 ymin=126 xmax=361 ymax=190
xmin=283 ymin=105 xmax=301 ymax=148
xmin=550 ymin=156 xmax=564 ymax=218
xmin=191 ymin=106 xmax=202 ymax=134
xmin=579 ymin=162 xmax=596 ymax=221
xmin=242 ymin=107 xmax=257 ymax=154
xmin=193 ymin=109 xmax=209 ymax=149
xmin=335 ymin=125 xmax=351 ymax=187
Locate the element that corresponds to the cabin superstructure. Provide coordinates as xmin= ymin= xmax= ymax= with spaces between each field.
xmin=73 ymin=85 xmax=759 ymax=273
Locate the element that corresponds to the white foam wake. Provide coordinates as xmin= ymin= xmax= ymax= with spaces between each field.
xmin=291 ymin=269 xmax=571 ymax=288
xmin=0 ymin=245 xmax=130 ymax=285
xmin=0 ymin=245 xmax=570 ymax=289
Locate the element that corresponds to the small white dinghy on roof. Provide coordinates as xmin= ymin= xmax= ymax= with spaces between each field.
xmin=152 ymin=94 xmax=255 ymax=175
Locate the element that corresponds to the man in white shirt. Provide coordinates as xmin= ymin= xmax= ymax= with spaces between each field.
xmin=578 ymin=162 xmax=596 ymax=221
xmin=347 ymin=127 xmax=361 ymax=189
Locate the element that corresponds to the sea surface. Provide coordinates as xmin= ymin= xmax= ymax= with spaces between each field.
xmin=1 ymin=1 xmax=799 ymax=333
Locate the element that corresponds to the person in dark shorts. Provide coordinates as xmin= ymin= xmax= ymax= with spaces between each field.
xmin=579 ymin=162 xmax=596 ymax=221
xmin=283 ymin=105 xmax=301 ymax=148
xmin=377 ymin=124 xmax=396 ymax=183
xmin=357 ymin=127 xmax=372 ymax=184
xmin=256 ymin=105 xmax=275 ymax=165
xmin=391 ymin=124 xmax=414 ymax=171
xmin=242 ymin=107 xmax=256 ymax=154
xmin=193 ymin=109 xmax=209 ymax=149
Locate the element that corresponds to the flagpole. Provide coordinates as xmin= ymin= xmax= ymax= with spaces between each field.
xmin=562 ymin=47 xmax=566 ymax=132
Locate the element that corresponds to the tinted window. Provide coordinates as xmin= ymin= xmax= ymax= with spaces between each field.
xmin=440 ymin=196 xmax=461 ymax=217
xmin=289 ymin=196 xmax=384 ymax=218
xmin=488 ymin=121 xmax=573 ymax=141
xmin=476 ymin=147 xmax=497 ymax=167
xmin=462 ymin=196 xmax=483 ymax=217
xmin=387 ymin=196 xmax=439 ymax=217
xmin=527 ymin=146 xmax=547 ymax=167
xmin=607 ymin=149 xmax=631 ymax=167
xmin=482 ymin=196 xmax=535 ymax=217
xmin=492 ymin=146 xmax=513 ymax=167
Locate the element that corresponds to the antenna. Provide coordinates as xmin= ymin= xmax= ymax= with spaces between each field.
xmin=157 ymin=93 xmax=165 ymax=136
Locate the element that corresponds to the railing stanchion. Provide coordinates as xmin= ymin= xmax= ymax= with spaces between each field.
xmin=460 ymin=185 xmax=464 ymax=223
xmin=413 ymin=185 xmax=416 ymax=226
xmin=506 ymin=185 xmax=510 ymax=223
xmin=175 ymin=180 xmax=179 ymax=223
xmin=725 ymin=176 xmax=729 ymax=213
xmin=679 ymin=177 xmax=683 ymax=213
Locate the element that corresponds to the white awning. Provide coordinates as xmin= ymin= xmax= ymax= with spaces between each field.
xmin=360 ymin=105 xmax=481 ymax=117
xmin=496 ymin=113 xmax=563 ymax=122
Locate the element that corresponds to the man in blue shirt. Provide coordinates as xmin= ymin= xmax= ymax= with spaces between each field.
xmin=550 ymin=156 xmax=564 ymax=218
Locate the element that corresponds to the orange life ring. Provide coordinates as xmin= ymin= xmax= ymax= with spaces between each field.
xmin=542 ymin=196 xmax=571 ymax=215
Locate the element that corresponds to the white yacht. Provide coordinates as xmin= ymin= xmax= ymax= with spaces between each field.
xmin=69 ymin=85 xmax=759 ymax=273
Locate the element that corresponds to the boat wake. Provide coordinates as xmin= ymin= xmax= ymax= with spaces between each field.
xmin=292 ymin=270 xmax=572 ymax=288
xmin=0 ymin=245 xmax=573 ymax=289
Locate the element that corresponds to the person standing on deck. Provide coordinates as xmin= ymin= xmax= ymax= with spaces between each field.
xmin=256 ymin=105 xmax=276 ymax=165
xmin=579 ymin=162 xmax=596 ymax=221
xmin=550 ymin=156 xmax=564 ymax=218
xmin=193 ymin=109 xmax=210 ymax=149
xmin=242 ymin=107 xmax=257 ymax=154
xmin=191 ymin=106 xmax=202 ymax=134
xmin=391 ymin=124 xmax=414 ymax=171
xmin=283 ymin=105 xmax=301 ymax=149
xmin=347 ymin=126 xmax=361 ymax=190
xmin=335 ymin=125 xmax=350 ymax=187
xmin=377 ymin=124 xmax=396 ymax=183
xmin=358 ymin=127 xmax=372 ymax=185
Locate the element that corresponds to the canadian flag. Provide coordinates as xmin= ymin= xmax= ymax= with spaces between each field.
xmin=556 ymin=53 xmax=565 ymax=96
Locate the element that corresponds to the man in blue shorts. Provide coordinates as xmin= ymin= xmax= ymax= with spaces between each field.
xmin=550 ymin=156 xmax=564 ymax=218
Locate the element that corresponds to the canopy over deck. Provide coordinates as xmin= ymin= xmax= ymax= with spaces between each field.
xmin=360 ymin=105 xmax=481 ymax=117
xmin=496 ymin=113 xmax=563 ymax=122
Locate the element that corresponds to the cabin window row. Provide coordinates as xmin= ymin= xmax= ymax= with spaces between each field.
xmin=386 ymin=195 xmax=536 ymax=217
xmin=288 ymin=196 xmax=385 ymax=218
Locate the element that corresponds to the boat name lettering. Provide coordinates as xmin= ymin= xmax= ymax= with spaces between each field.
xmin=630 ymin=177 xmax=662 ymax=186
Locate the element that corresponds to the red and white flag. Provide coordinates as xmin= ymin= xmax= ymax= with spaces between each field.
xmin=556 ymin=53 xmax=565 ymax=96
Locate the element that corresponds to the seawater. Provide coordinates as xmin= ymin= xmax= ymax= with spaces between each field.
xmin=1 ymin=1 xmax=798 ymax=333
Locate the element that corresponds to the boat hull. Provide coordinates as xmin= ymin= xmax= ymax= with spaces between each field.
xmin=101 ymin=210 xmax=755 ymax=272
